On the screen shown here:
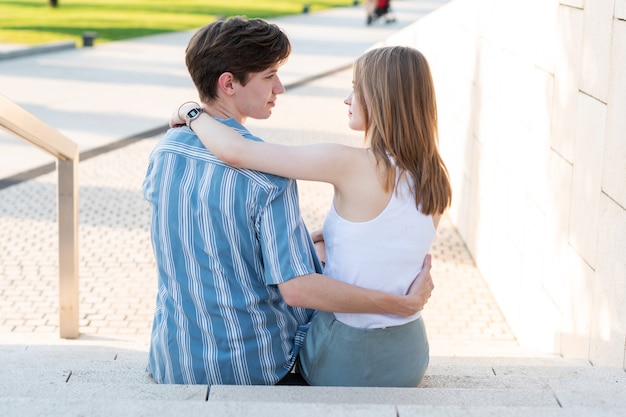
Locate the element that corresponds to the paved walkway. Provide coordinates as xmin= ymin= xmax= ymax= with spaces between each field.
xmin=0 ymin=0 xmax=525 ymax=358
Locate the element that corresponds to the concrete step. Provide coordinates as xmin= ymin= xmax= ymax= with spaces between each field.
xmin=3 ymin=398 xmax=625 ymax=417
xmin=0 ymin=344 xmax=148 ymax=372
xmin=0 ymin=344 xmax=210 ymax=401
xmin=396 ymin=405 xmax=626 ymax=416
xmin=208 ymin=385 xmax=559 ymax=407
xmin=0 ymin=382 xmax=207 ymax=402
xmin=207 ymin=355 xmax=626 ymax=410
xmin=424 ymin=355 xmax=626 ymax=391
xmin=0 ymin=398 xmax=397 ymax=417
xmin=2 ymin=344 xmax=625 ymax=416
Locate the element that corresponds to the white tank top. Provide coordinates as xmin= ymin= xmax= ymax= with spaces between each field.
xmin=322 ymin=175 xmax=435 ymax=329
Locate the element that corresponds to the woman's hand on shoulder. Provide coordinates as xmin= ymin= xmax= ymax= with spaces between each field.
xmin=170 ymin=101 xmax=202 ymax=128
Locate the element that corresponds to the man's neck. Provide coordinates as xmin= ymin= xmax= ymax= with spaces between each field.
xmin=203 ymin=101 xmax=246 ymax=125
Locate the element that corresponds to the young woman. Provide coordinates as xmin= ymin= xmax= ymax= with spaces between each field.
xmin=173 ymin=45 xmax=452 ymax=387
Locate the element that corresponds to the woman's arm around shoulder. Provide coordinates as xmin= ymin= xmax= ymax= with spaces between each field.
xmin=176 ymin=103 xmax=363 ymax=186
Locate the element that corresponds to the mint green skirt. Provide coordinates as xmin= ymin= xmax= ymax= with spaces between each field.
xmin=298 ymin=311 xmax=429 ymax=387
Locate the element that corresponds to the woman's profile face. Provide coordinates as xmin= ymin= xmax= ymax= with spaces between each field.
xmin=344 ymin=89 xmax=365 ymax=132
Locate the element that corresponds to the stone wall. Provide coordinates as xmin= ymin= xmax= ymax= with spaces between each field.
xmin=382 ymin=0 xmax=625 ymax=367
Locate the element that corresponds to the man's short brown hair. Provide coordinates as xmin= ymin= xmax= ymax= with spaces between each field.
xmin=186 ymin=16 xmax=291 ymax=102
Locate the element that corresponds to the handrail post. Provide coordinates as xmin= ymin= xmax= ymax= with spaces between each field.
xmin=58 ymin=157 xmax=79 ymax=338
xmin=0 ymin=94 xmax=80 ymax=339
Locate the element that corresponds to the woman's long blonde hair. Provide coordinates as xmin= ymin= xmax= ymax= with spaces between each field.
xmin=354 ymin=46 xmax=452 ymax=215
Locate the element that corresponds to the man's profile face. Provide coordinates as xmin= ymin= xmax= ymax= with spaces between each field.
xmin=232 ymin=65 xmax=285 ymax=121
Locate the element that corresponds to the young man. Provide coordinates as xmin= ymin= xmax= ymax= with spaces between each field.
xmin=143 ymin=16 xmax=433 ymax=385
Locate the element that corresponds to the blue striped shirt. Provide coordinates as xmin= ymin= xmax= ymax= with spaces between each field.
xmin=142 ymin=119 xmax=320 ymax=385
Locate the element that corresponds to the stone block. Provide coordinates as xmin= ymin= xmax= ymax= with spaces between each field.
xmin=603 ymin=20 xmax=626 ymax=208
xmin=541 ymin=151 xmax=573 ymax=314
xmin=560 ymin=0 xmax=583 ymax=8
xmin=551 ymin=5 xmax=583 ymax=162
xmin=589 ymin=195 xmax=626 ymax=367
xmin=569 ymin=92 xmax=606 ymax=267
xmin=557 ymin=247 xmax=594 ymax=358
xmin=535 ymin=0 xmax=560 ymax=73
xmin=616 ymin=0 xmax=626 ymax=20
xmin=495 ymin=101 xmax=530 ymax=183
xmin=526 ymin=69 xmax=554 ymax=210
xmin=475 ymin=0 xmax=499 ymax=39
xmin=491 ymin=103 xmax=531 ymax=248
xmin=518 ymin=201 xmax=563 ymax=353
xmin=469 ymin=140 xmax=493 ymax=257
xmin=486 ymin=193 xmax=523 ymax=333
xmin=580 ymin=0 xmax=613 ymax=102
xmin=487 ymin=0 xmax=535 ymax=62
xmin=475 ymin=40 xmax=502 ymax=106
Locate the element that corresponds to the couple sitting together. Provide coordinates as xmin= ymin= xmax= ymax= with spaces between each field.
xmin=142 ymin=16 xmax=451 ymax=387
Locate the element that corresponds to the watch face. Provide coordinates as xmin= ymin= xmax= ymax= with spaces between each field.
xmin=188 ymin=108 xmax=200 ymax=118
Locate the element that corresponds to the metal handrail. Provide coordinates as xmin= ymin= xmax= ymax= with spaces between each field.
xmin=0 ymin=94 xmax=79 ymax=339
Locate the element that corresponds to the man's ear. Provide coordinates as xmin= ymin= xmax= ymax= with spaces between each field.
xmin=217 ymin=72 xmax=236 ymax=96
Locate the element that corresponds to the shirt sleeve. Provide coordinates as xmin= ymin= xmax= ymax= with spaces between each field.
xmin=258 ymin=179 xmax=322 ymax=285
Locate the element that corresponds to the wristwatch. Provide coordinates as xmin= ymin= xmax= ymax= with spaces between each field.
xmin=185 ymin=107 xmax=203 ymax=128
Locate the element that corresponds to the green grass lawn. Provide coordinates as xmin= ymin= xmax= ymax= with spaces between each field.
xmin=0 ymin=0 xmax=358 ymax=45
